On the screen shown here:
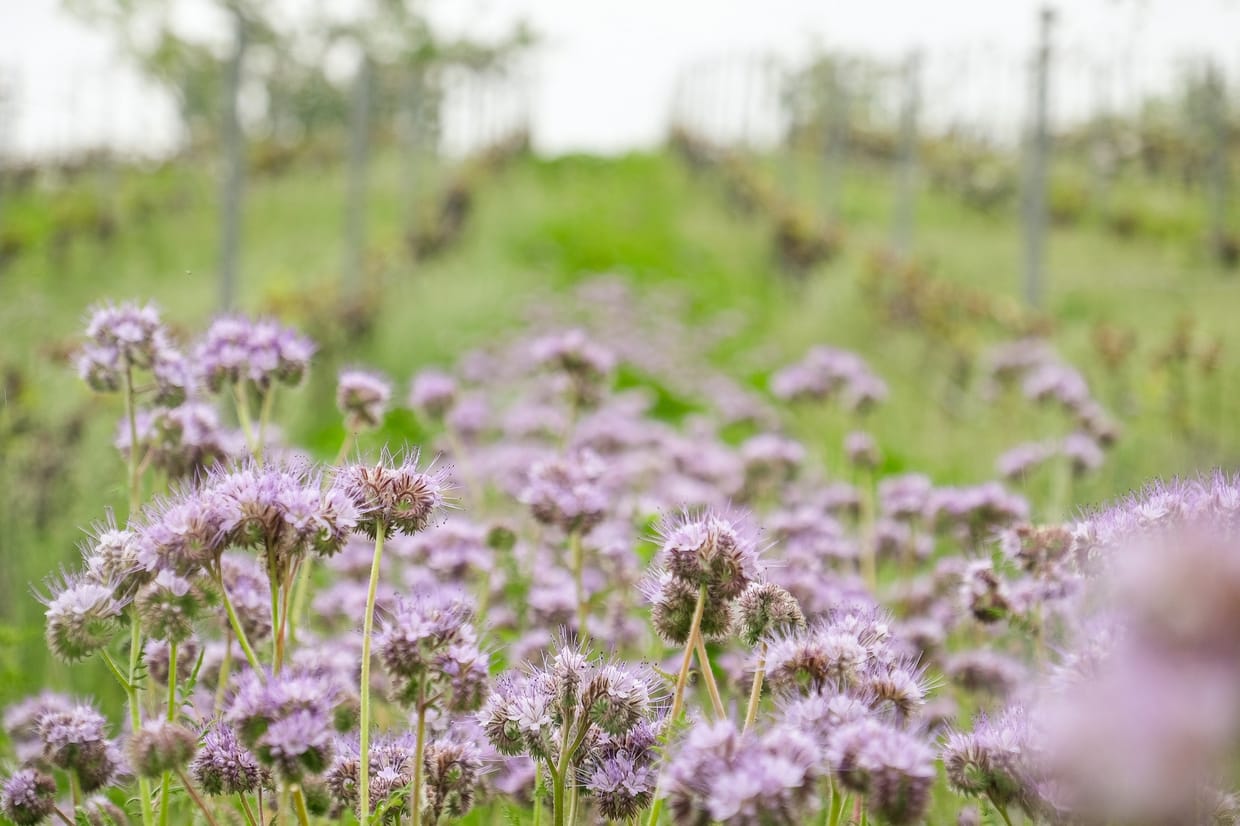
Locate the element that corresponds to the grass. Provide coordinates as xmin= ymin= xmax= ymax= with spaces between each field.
xmin=1 ymin=142 xmax=1237 ymax=718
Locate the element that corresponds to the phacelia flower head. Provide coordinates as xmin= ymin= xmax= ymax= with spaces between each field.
xmin=643 ymin=569 xmax=733 ymax=645
xmin=128 ymin=720 xmax=198 ymax=778
xmin=196 ymin=315 xmax=315 ymax=392
xmin=530 ymin=328 xmax=616 ymax=407
xmin=37 ymin=703 xmax=119 ymax=792
xmin=1 ymin=768 xmax=57 ymax=826
xmin=519 ymin=449 xmax=608 ymax=534
xmin=332 ymin=449 xmax=450 ymax=538
xmin=656 ymin=508 xmax=763 ymax=603
xmin=191 ymin=724 xmax=266 ymax=796
xmin=732 ymin=582 xmax=806 ymax=648
xmin=666 ymin=718 xmax=823 ymax=826
xmin=134 ymin=568 xmax=203 ymax=643
xmin=116 ymin=402 xmax=236 ymax=480
xmin=409 ymin=369 xmax=459 ymax=421
xmin=423 ymin=733 xmax=485 ymax=822
xmin=39 ymin=570 xmax=126 ymax=662
xmin=375 ymin=592 xmax=488 ymax=711
xmin=337 ymin=368 xmax=391 ymax=431
xmin=942 ymin=706 xmax=1037 ymax=812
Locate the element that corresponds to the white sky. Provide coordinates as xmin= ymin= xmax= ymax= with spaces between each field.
xmin=2 ymin=0 xmax=1239 ymax=157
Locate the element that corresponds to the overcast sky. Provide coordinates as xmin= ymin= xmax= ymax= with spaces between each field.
xmin=3 ymin=0 xmax=1239 ymax=157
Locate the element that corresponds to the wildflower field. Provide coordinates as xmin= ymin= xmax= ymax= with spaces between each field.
xmin=2 ymin=148 xmax=1240 ymax=826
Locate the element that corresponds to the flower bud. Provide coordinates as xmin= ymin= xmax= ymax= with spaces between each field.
xmin=129 ymin=721 xmax=198 ymax=778
xmin=732 ymin=582 xmax=806 ymax=647
xmin=1 ymin=768 xmax=57 ymax=826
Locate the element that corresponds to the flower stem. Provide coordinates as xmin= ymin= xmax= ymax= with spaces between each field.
xmin=742 ymin=643 xmax=767 ymax=734
xmin=237 ymin=794 xmax=258 ymax=826
xmin=127 ymin=618 xmax=156 ymax=826
xmin=159 ymin=641 xmax=178 ymax=826
xmin=177 ymin=769 xmax=221 ymax=826
xmin=123 ymin=366 xmax=142 ymax=516
xmin=255 ymin=387 xmax=276 ymax=465
xmin=100 ymin=649 xmax=131 ymax=692
xmin=216 ymin=572 xmax=264 ymax=674
xmin=291 ymin=786 xmax=311 ymax=826
xmin=358 ymin=523 xmax=387 ymax=824
xmin=411 ymin=693 xmax=428 ymax=826
xmin=69 ymin=771 xmax=82 ymax=809
xmin=644 ymin=584 xmax=710 ymax=826
xmin=692 ymin=632 xmax=725 ymax=720
xmin=166 ymin=641 xmax=178 ymax=721
xmin=233 ymin=382 xmax=256 ymax=454
xmin=213 ymin=629 xmax=233 ymax=714
xmin=988 ymin=794 xmax=1015 ymax=826
xmin=569 ymin=530 xmax=587 ymax=637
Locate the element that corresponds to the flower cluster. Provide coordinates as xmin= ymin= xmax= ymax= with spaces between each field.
xmin=375 ymin=593 xmax=488 ymax=710
xmin=196 ymin=315 xmax=315 ymax=392
xmin=770 ymin=345 xmax=888 ymax=412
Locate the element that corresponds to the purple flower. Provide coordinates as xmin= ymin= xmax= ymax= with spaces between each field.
xmin=519 ymin=449 xmax=608 ymax=534
xmin=656 ymin=507 xmax=763 ymax=603
xmin=37 ymin=703 xmax=119 ymax=792
xmin=1 ymin=768 xmax=57 ymax=826
xmin=191 ymin=725 xmax=266 ymax=796
xmin=38 ymin=571 xmax=126 ymax=662
xmin=530 ymin=328 xmax=616 ymax=406
xmin=332 ymin=449 xmax=449 ymax=538
xmin=196 ymin=315 xmax=314 ymax=392
xmin=409 ymin=369 xmax=459 ymax=420
xmin=666 ymin=719 xmax=823 ymax=826
xmin=375 ymin=592 xmax=488 ymax=711
xmin=337 ymin=369 xmax=391 ymax=431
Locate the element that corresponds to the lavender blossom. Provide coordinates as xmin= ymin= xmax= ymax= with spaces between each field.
xmin=519 ymin=449 xmax=608 ymax=534
xmin=1 ymin=768 xmax=57 ymax=826
xmin=191 ymin=724 xmax=266 ymax=796
xmin=337 ymin=369 xmax=391 ymax=431
xmin=332 ymin=449 xmax=449 ymax=538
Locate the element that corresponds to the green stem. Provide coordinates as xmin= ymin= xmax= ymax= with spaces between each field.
xmin=166 ymin=641 xmax=178 ymax=721
xmin=100 ymin=649 xmax=131 ymax=691
xmin=988 ymin=794 xmax=1015 ymax=826
xmin=216 ymin=572 xmax=264 ymax=674
xmin=569 ymin=530 xmax=587 ymax=637
xmin=159 ymin=641 xmax=178 ymax=826
xmin=287 ymin=556 xmax=313 ymax=647
xmin=267 ymin=554 xmax=284 ymax=673
xmin=123 ymin=365 xmax=142 ymax=516
xmin=332 ymin=428 xmax=356 ymax=468
xmin=411 ymin=694 xmax=428 ymax=826
xmin=177 ymin=769 xmax=222 ymax=826
xmin=692 ymin=633 xmax=725 ymax=720
xmin=742 ymin=643 xmax=766 ymax=733
xmin=238 ymin=795 xmax=258 ymax=826
xmin=256 ymin=387 xmax=276 ymax=465
xmin=233 ymin=382 xmax=256 ymax=454
xmin=213 ymin=628 xmax=233 ymax=714
xmin=358 ymin=523 xmax=387 ymax=824
xmin=127 ymin=618 xmax=156 ymax=826
xmin=158 ymin=773 xmax=171 ymax=826
xmin=532 ymin=764 xmax=544 ymax=826
xmin=291 ymin=786 xmax=311 ymax=826
xmin=51 ymin=805 xmax=75 ymax=826
xmin=644 ymin=584 xmax=710 ymax=826
xmin=69 ymin=771 xmax=82 ymax=810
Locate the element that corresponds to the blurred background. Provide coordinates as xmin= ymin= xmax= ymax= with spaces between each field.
xmin=2 ymin=0 xmax=1240 ymax=704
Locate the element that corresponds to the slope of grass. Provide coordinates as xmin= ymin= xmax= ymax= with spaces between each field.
xmin=1 ymin=145 xmax=1237 ymax=712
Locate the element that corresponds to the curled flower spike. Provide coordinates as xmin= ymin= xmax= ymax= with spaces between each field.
xmin=732 ymin=582 xmax=805 ymax=648
xmin=656 ymin=507 xmax=763 ymax=603
xmin=38 ymin=571 xmax=126 ymax=662
xmin=128 ymin=720 xmax=198 ymax=779
xmin=375 ymin=592 xmax=488 ymax=711
xmin=519 ymin=449 xmax=608 ymax=534
xmin=37 ymin=703 xmax=121 ymax=793
xmin=337 ymin=368 xmax=391 ymax=431
xmin=1 ymin=768 xmax=57 ymax=826
xmin=409 ymin=369 xmax=459 ymax=421
xmin=196 ymin=315 xmax=315 ymax=392
xmin=191 ymin=724 xmax=266 ymax=796
xmin=332 ymin=449 xmax=451 ymax=538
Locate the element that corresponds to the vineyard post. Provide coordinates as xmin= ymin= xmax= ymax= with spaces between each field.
xmin=217 ymin=7 xmax=247 ymax=311
xmin=1022 ymin=6 xmax=1055 ymax=309
xmin=1204 ymin=62 xmax=1229 ymax=267
xmin=343 ymin=53 xmax=372 ymax=292
xmin=894 ymin=50 xmax=921 ymax=256
xmin=401 ymin=65 xmax=421 ymax=233
xmin=822 ymin=57 xmax=848 ymax=221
